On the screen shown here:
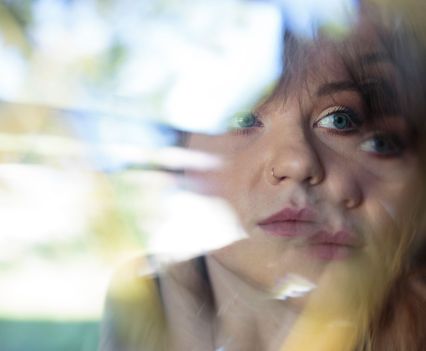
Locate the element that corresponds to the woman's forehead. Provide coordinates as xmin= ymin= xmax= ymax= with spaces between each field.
xmin=267 ymin=30 xmax=396 ymax=102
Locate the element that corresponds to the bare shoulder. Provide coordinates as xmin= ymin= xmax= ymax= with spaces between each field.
xmin=98 ymin=255 xmax=212 ymax=351
xmin=99 ymin=256 xmax=167 ymax=351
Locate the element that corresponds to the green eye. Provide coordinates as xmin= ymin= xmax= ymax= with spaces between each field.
xmin=229 ymin=112 xmax=262 ymax=131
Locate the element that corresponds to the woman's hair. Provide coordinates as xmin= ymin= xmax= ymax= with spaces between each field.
xmin=268 ymin=1 xmax=426 ymax=350
xmin=306 ymin=2 xmax=425 ymax=350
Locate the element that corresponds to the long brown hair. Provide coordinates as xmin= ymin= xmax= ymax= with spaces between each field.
xmin=277 ymin=1 xmax=426 ymax=350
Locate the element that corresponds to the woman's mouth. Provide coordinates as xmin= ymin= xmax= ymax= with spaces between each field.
xmin=258 ymin=207 xmax=359 ymax=260
xmin=306 ymin=230 xmax=359 ymax=260
xmin=257 ymin=207 xmax=318 ymax=237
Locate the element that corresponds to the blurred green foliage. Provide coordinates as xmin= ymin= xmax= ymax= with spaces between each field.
xmin=0 ymin=319 xmax=99 ymax=351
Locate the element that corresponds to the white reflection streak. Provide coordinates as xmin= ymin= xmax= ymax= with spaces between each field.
xmin=0 ymin=39 xmax=26 ymax=100
xmin=164 ymin=2 xmax=282 ymax=133
xmin=273 ymin=273 xmax=316 ymax=300
xmin=105 ymin=146 xmax=223 ymax=171
xmin=146 ymin=191 xmax=246 ymax=263
xmin=0 ymin=164 xmax=94 ymax=246
xmin=0 ymin=132 xmax=222 ymax=172
xmin=377 ymin=198 xmax=397 ymax=221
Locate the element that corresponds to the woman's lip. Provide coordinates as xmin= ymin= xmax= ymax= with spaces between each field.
xmin=308 ymin=230 xmax=359 ymax=247
xmin=305 ymin=244 xmax=353 ymax=260
xmin=258 ymin=208 xmax=360 ymax=249
xmin=257 ymin=207 xmax=318 ymax=237
xmin=258 ymin=207 xmax=317 ymax=225
xmin=305 ymin=231 xmax=360 ymax=260
xmin=259 ymin=220 xmax=359 ymax=246
xmin=258 ymin=221 xmax=318 ymax=237
xmin=259 ymin=224 xmax=359 ymax=259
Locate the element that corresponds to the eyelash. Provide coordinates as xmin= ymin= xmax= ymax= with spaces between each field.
xmin=230 ymin=106 xmax=405 ymax=157
xmin=313 ymin=106 xmax=361 ymax=134
xmin=314 ymin=105 xmax=405 ymax=156
xmin=360 ymin=132 xmax=405 ymax=157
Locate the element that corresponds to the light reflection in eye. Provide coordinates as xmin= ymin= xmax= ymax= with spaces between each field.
xmin=231 ymin=112 xmax=259 ymax=128
xmin=360 ymin=134 xmax=403 ymax=156
xmin=315 ymin=107 xmax=361 ymax=133
xmin=228 ymin=112 xmax=263 ymax=135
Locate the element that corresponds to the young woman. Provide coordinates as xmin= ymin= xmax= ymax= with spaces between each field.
xmin=100 ymin=1 xmax=426 ymax=350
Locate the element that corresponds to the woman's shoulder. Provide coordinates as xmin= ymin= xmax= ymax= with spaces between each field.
xmin=99 ymin=256 xmax=166 ymax=351
xmin=99 ymin=255 xmax=213 ymax=351
xmin=106 ymin=254 xmax=211 ymax=301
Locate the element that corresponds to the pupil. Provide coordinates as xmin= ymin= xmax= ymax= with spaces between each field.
xmin=375 ymin=138 xmax=387 ymax=151
xmin=334 ymin=114 xmax=348 ymax=129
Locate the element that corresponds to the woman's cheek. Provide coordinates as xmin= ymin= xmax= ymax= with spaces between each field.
xmin=361 ymin=178 xmax=422 ymax=252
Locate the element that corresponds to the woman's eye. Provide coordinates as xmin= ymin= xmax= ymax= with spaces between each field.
xmin=360 ymin=134 xmax=403 ymax=156
xmin=315 ymin=108 xmax=360 ymax=133
xmin=229 ymin=112 xmax=263 ymax=134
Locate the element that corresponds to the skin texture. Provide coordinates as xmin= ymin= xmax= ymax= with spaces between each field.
xmin=186 ymin=29 xmax=422 ymax=294
xmin=183 ymin=32 xmax=424 ymax=349
xmin=99 ymin=5 xmax=426 ymax=351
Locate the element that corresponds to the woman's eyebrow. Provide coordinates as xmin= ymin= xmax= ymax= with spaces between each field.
xmin=317 ymin=78 xmax=396 ymax=100
xmin=316 ymin=78 xmax=400 ymax=118
xmin=316 ymin=81 xmax=360 ymax=97
xmin=316 ymin=52 xmax=393 ymax=97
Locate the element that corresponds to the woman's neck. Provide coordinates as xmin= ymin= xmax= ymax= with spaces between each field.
xmin=206 ymin=255 xmax=301 ymax=351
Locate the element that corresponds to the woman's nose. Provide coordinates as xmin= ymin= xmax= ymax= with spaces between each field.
xmin=263 ymin=123 xmax=363 ymax=209
xmin=265 ymin=127 xmax=325 ymax=187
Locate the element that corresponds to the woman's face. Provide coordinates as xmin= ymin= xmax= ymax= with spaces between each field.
xmin=187 ymin=31 xmax=422 ymax=291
